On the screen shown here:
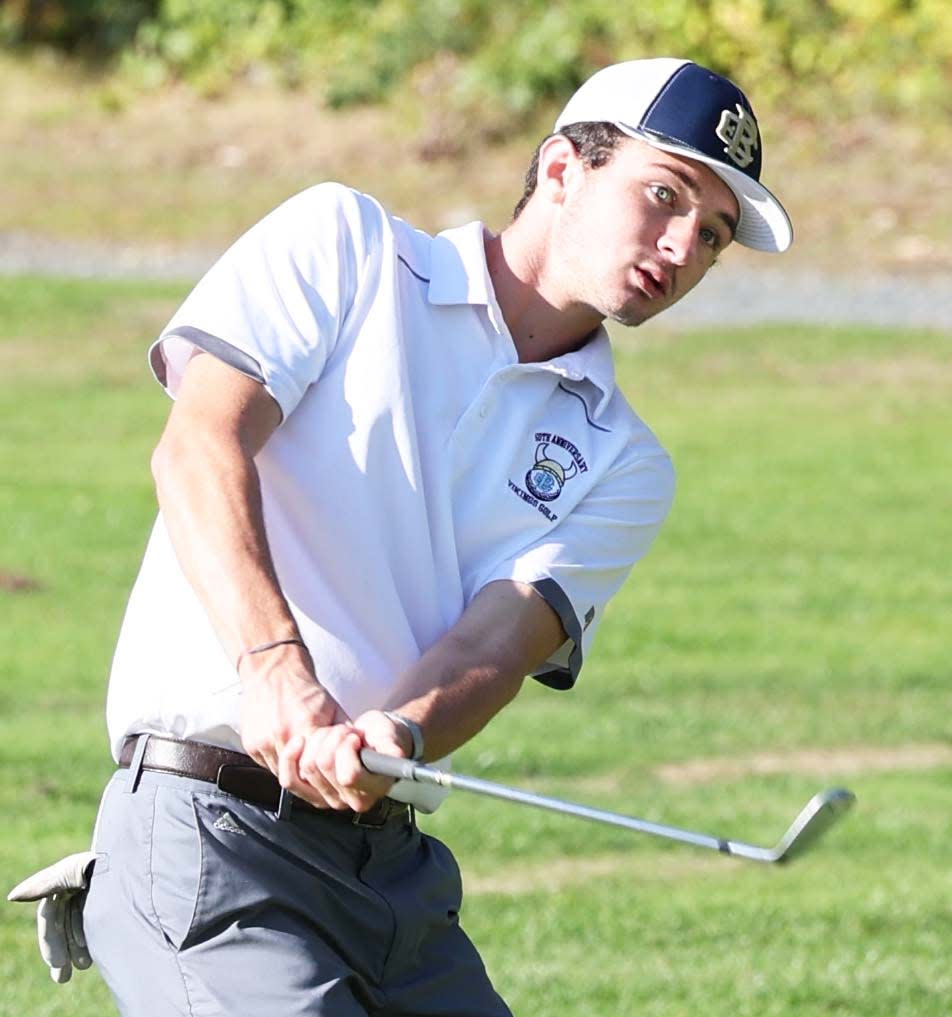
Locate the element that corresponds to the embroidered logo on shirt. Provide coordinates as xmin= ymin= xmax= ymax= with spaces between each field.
xmin=509 ymin=432 xmax=588 ymax=521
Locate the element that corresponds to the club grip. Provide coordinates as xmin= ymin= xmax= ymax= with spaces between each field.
xmin=360 ymin=749 xmax=419 ymax=782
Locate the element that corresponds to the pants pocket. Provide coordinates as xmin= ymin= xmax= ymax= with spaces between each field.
xmin=149 ymin=786 xmax=204 ymax=950
xmin=156 ymin=794 xmax=313 ymax=954
xmin=418 ymin=831 xmax=464 ymax=926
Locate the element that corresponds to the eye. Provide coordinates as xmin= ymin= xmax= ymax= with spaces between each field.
xmin=649 ymin=183 xmax=676 ymax=204
xmin=700 ymin=226 xmax=721 ymax=249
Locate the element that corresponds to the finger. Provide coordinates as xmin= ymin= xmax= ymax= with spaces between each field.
xmin=271 ymin=734 xmax=332 ymax=808
xmin=333 ymin=731 xmax=376 ymax=809
xmin=66 ymin=894 xmax=92 ymax=968
xmin=72 ymin=949 xmax=93 ymax=971
xmin=353 ymin=709 xmax=412 ymax=759
xmin=37 ymin=895 xmax=70 ymax=970
xmin=244 ymin=741 xmax=278 ymax=778
xmin=276 ymin=734 xmax=334 ymax=808
xmin=277 ymin=735 xmax=305 ymax=789
xmin=258 ymin=740 xmax=281 ymax=778
xmin=299 ymin=727 xmax=354 ymax=809
xmin=300 ymin=728 xmax=352 ymax=809
xmin=50 ymin=962 xmax=72 ymax=984
xmin=334 ymin=732 xmax=395 ymax=811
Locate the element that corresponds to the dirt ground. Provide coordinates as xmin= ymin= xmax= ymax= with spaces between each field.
xmin=1 ymin=53 xmax=950 ymax=277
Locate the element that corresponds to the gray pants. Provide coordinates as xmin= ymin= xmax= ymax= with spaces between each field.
xmin=84 ymin=765 xmax=512 ymax=1017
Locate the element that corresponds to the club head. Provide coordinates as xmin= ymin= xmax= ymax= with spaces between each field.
xmin=772 ymin=787 xmax=856 ymax=863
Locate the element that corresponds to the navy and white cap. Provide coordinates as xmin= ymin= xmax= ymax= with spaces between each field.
xmin=555 ymin=58 xmax=793 ymax=253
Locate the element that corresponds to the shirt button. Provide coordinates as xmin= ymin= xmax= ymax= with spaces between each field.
xmin=479 ymin=404 xmax=490 ymax=418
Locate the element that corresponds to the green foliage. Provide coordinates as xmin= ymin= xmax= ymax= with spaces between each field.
xmin=3 ymin=0 xmax=949 ymax=121
xmin=0 ymin=0 xmax=158 ymax=57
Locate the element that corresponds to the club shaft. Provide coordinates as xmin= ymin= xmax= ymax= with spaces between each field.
xmin=360 ymin=750 xmax=774 ymax=862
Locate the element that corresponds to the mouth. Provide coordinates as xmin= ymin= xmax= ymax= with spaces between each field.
xmin=635 ymin=265 xmax=671 ymax=300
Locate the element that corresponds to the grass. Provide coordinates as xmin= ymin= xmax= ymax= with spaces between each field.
xmin=1 ymin=274 xmax=950 ymax=1016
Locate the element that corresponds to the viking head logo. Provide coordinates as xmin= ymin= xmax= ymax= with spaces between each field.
xmin=525 ymin=442 xmax=578 ymax=502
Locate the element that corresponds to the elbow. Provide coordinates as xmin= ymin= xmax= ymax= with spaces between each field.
xmin=150 ymin=433 xmax=174 ymax=500
xmin=150 ymin=421 xmax=255 ymax=515
xmin=150 ymin=425 xmax=195 ymax=508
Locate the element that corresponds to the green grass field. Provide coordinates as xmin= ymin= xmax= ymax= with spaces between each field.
xmin=2 ymin=275 xmax=950 ymax=1016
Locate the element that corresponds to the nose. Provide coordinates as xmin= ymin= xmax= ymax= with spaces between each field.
xmin=658 ymin=214 xmax=698 ymax=266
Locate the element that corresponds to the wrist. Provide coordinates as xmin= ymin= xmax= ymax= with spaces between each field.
xmin=236 ymin=636 xmax=309 ymax=674
xmin=237 ymin=638 xmax=315 ymax=687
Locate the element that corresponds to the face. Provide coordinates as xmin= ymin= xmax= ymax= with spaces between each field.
xmin=549 ymin=136 xmax=740 ymax=327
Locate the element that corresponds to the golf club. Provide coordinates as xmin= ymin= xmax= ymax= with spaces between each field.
xmin=361 ymin=750 xmax=855 ymax=864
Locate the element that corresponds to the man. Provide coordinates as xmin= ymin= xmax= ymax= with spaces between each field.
xmin=10 ymin=57 xmax=791 ymax=1014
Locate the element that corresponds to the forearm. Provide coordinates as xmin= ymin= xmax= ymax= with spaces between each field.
xmin=393 ymin=650 xmax=525 ymax=763
xmin=152 ymin=422 xmax=299 ymax=666
xmin=386 ymin=581 xmax=566 ymax=761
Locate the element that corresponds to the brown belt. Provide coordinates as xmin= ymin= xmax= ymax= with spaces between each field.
xmin=119 ymin=735 xmax=409 ymax=827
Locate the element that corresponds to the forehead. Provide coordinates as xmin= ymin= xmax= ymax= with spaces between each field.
xmin=608 ymin=137 xmax=739 ymax=221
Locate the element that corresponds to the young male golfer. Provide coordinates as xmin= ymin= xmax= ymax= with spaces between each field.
xmin=11 ymin=57 xmax=791 ymax=1015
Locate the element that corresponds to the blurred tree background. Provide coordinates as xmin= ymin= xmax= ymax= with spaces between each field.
xmin=2 ymin=0 xmax=949 ymax=123
xmin=1 ymin=0 xmax=949 ymax=276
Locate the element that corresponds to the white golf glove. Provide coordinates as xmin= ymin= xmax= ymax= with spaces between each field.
xmin=8 ymin=851 xmax=98 ymax=983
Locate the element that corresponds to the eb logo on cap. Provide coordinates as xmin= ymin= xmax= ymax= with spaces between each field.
xmin=715 ymin=103 xmax=760 ymax=169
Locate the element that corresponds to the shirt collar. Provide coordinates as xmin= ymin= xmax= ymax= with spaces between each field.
xmin=545 ymin=326 xmax=616 ymax=420
xmin=427 ymin=221 xmax=617 ymax=420
xmin=428 ymin=221 xmax=493 ymax=307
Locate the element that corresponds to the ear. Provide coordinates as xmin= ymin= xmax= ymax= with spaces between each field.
xmin=536 ymin=134 xmax=583 ymax=205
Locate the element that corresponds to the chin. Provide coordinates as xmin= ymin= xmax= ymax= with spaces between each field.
xmin=606 ymin=285 xmax=673 ymax=327
xmin=607 ymin=309 xmax=644 ymax=328
xmin=609 ymin=298 xmax=658 ymax=328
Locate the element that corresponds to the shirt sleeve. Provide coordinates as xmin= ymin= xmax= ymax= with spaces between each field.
xmin=476 ymin=451 xmax=676 ymax=689
xmin=148 ymin=182 xmax=373 ymax=419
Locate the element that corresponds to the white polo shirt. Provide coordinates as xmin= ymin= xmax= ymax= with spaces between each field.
xmin=106 ymin=183 xmax=675 ymax=810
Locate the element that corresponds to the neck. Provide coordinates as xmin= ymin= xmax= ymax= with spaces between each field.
xmin=485 ymin=222 xmax=603 ymax=363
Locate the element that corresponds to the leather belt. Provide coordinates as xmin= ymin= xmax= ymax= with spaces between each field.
xmin=119 ymin=735 xmax=409 ymax=827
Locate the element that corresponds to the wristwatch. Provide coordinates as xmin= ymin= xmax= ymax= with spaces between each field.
xmin=383 ymin=711 xmax=425 ymax=761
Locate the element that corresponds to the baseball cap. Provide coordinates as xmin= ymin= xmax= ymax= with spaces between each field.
xmin=554 ymin=58 xmax=792 ymax=253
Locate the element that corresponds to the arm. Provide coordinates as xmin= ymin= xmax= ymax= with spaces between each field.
xmin=387 ymin=579 xmax=566 ymax=760
xmin=298 ymin=578 xmax=566 ymax=807
xmin=151 ymin=352 xmax=354 ymax=807
xmin=303 ymin=451 xmax=675 ymax=810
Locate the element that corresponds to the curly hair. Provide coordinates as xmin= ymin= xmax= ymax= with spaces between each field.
xmin=512 ymin=122 xmax=626 ymax=220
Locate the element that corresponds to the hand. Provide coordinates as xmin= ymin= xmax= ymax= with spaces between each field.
xmin=294 ymin=710 xmax=412 ymax=812
xmin=238 ymin=642 xmax=343 ymax=782
xmin=8 ymin=852 xmax=98 ymax=983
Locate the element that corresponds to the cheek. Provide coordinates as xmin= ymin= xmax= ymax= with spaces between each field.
xmin=591 ymin=204 xmax=642 ymax=258
xmin=562 ymin=192 xmax=651 ymax=280
xmin=669 ymin=260 xmax=715 ymax=308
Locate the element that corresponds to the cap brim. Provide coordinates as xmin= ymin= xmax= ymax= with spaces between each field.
xmin=619 ymin=127 xmax=793 ymax=253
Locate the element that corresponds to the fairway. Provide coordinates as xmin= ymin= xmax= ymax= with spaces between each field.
xmin=2 ymin=276 xmax=950 ymax=1016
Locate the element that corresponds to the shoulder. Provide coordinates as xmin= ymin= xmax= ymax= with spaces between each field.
xmin=260 ymin=182 xmax=391 ymax=248
xmin=277 ymin=183 xmax=433 ymax=270
xmin=222 ymin=183 xmax=428 ymax=294
xmin=597 ymin=391 xmax=677 ymax=498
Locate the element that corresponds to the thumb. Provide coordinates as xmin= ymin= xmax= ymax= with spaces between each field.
xmin=355 ymin=710 xmax=417 ymax=760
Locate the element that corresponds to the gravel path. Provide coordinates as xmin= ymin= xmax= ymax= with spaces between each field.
xmin=660 ymin=266 xmax=952 ymax=331
xmin=2 ymin=230 xmax=950 ymax=330
xmin=0 ymin=231 xmax=217 ymax=285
